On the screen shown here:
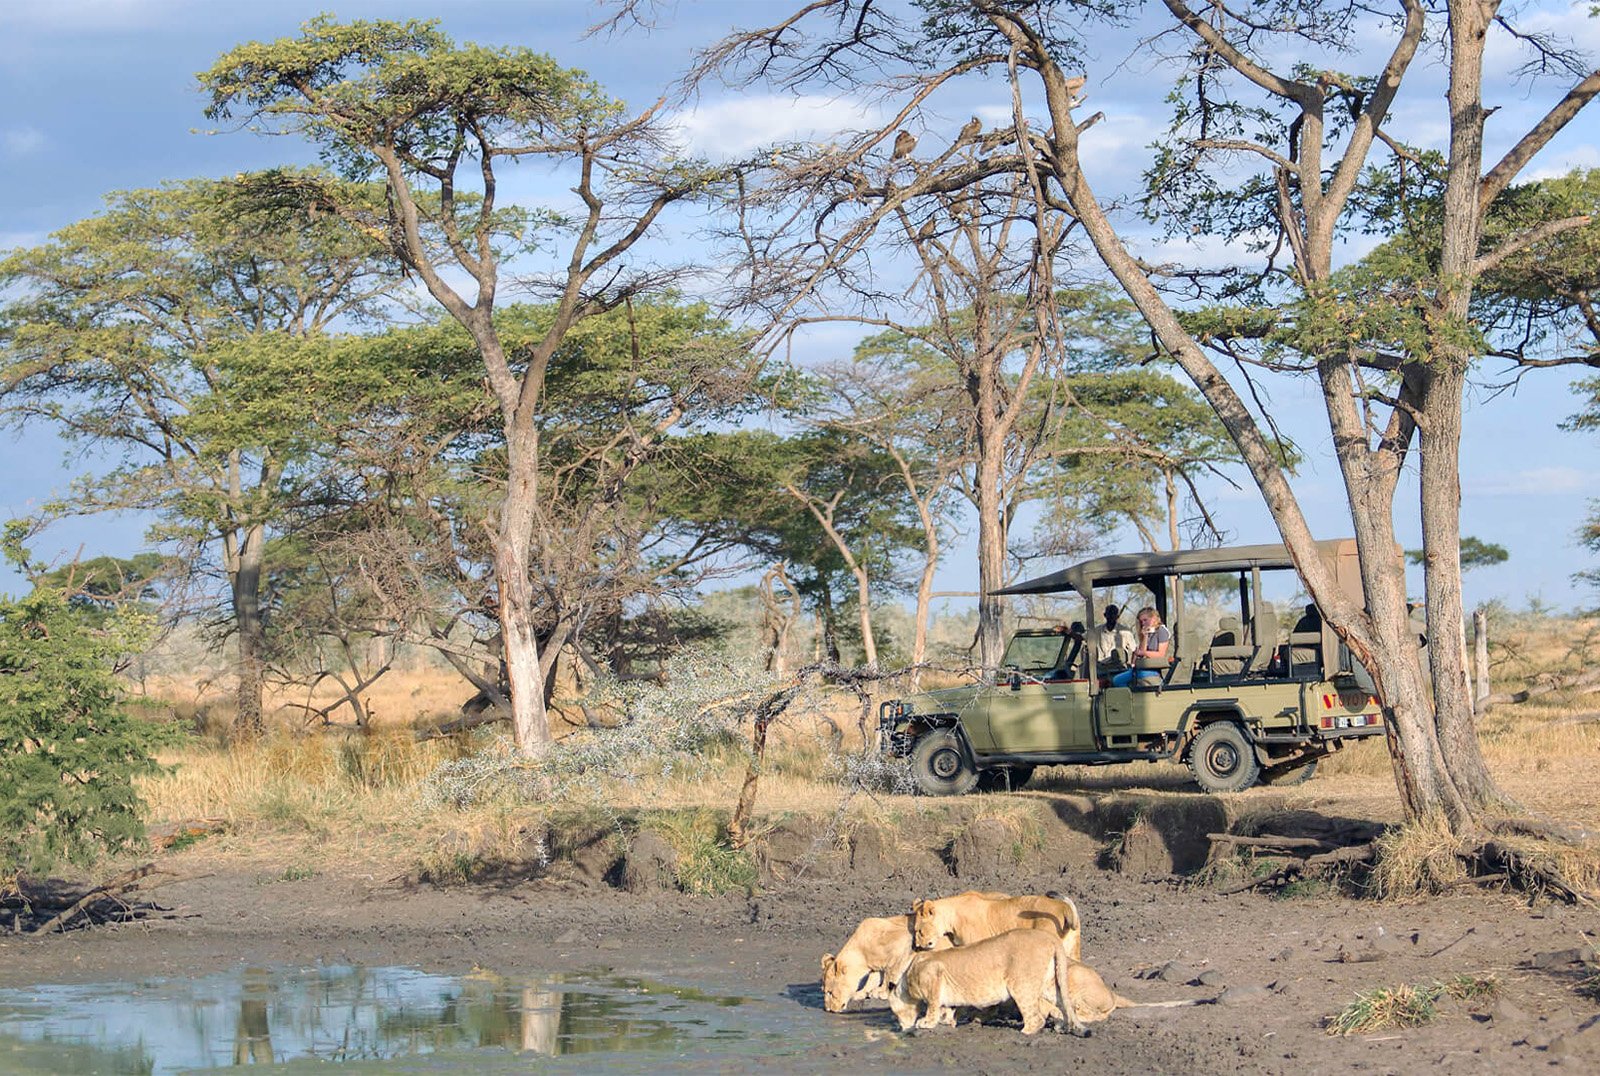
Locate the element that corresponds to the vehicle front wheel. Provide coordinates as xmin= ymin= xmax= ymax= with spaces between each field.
xmin=1188 ymin=722 xmax=1261 ymax=793
xmin=910 ymin=730 xmax=979 ymax=796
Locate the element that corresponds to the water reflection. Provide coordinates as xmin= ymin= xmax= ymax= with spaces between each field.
xmin=0 ymin=965 xmax=777 ymax=1074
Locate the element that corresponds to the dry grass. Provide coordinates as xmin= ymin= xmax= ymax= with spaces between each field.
xmin=1370 ymin=814 xmax=1471 ymax=897
xmin=129 ymin=616 xmax=1600 ymax=883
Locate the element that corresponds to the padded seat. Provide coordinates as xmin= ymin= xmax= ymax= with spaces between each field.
xmin=1206 ymin=615 xmax=1251 ymax=679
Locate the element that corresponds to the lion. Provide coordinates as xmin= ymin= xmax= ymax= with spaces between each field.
xmin=912 ymin=890 xmax=1082 ymax=960
xmin=821 ymin=914 xmax=920 ymax=1012
xmin=887 ymin=929 xmax=1200 ymax=1035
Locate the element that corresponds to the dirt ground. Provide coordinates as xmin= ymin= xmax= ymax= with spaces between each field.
xmin=4 ymin=792 xmax=1599 ymax=1075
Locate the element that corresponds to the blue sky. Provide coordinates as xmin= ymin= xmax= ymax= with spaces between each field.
xmin=2 ymin=0 xmax=1598 ymax=609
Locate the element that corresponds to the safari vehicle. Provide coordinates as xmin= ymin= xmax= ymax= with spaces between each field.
xmin=878 ymin=540 xmax=1387 ymax=795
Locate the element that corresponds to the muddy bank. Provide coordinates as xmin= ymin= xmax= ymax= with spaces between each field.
xmin=2 ymin=795 xmax=1599 ymax=1073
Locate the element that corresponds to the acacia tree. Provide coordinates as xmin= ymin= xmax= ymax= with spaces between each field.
xmin=1042 ymin=368 xmax=1251 ymax=553
xmin=0 ymin=173 xmax=397 ymax=734
xmin=202 ymin=18 xmax=724 ymax=754
xmin=713 ymin=1 xmax=1599 ymax=841
xmin=812 ymin=349 xmax=965 ymax=676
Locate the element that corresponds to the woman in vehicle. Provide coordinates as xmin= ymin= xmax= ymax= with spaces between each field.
xmin=1110 ymin=606 xmax=1169 ymax=687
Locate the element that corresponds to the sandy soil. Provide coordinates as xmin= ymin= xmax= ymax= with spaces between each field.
xmin=4 ymin=832 xmax=1599 ymax=1075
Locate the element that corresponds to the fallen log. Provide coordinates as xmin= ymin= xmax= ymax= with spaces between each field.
xmin=1214 ymin=841 xmax=1377 ymax=896
xmin=1479 ymin=666 xmax=1600 ymax=712
xmin=148 ymin=819 xmax=227 ymax=850
xmin=34 ymin=863 xmax=159 ymax=935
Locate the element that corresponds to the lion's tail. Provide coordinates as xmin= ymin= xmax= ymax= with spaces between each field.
xmin=1054 ymin=953 xmax=1086 ymax=1036
xmin=1113 ymin=994 xmax=1205 ymax=1010
xmin=1050 ymin=895 xmax=1083 ymax=960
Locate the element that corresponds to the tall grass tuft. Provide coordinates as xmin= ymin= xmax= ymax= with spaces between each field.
xmin=1369 ymin=815 xmax=1468 ymax=897
xmin=643 ymin=809 xmax=756 ymax=895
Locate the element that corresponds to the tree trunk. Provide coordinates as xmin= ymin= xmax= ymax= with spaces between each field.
xmin=1416 ymin=0 xmax=1506 ymax=812
xmin=1473 ymin=607 xmax=1490 ymax=713
xmin=817 ymin=579 xmax=842 ymax=665
xmin=1418 ymin=367 xmax=1503 ymax=810
xmin=1164 ymin=468 xmax=1182 ymax=552
xmin=975 ymin=422 xmax=1007 ymax=673
xmin=911 ymin=535 xmax=938 ymax=689
xmin=495 ymin=429 xmax=552 ymax=757
xmin=850 ymin=563 xmax=878 ymax=669
xmin=230 ymin=523 xmax=266 ymax=738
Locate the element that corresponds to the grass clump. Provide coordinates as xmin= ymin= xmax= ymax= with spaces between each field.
xmin=1326 ymin=975 xmax=1497 ymax=1035
xmin=1369 ymin=816 xmax=1468 ymax=898
xmin=1575 ymin=970 xmax=1600 ymax=1002
xmin=1326 ymin=982 xmax=1442 ymax=1035
xmin=644 ymin=809 xmax=756 ymax=896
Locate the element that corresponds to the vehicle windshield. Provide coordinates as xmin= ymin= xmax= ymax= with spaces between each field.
xmin=1000 ymin=633 xmax=1067 ymax=673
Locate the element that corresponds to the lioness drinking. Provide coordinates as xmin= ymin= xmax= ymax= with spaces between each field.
xmin=912 ymin=890 xmax=1082 ymax=960
xmin=821 ymin=914 xmax=921 ymax=1012
xmin=888 ymin=929 xmax=1198 ymax=1035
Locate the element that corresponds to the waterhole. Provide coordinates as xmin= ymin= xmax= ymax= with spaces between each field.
xmin=0 ymin=964 xmax=873 ymax=1073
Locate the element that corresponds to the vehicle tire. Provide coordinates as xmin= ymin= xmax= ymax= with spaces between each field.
xmin=975 ymin=766 xmax=1035 ymax=793
xmin=1262 ymin=758 xmax=1319 ymax=786
xmin=1188 ymin=721 xmax=1261 ymax=793
xmin=910 ymin=730 xmax=979 ymax=796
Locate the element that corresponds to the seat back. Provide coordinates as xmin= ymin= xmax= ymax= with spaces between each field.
xmin=1246 ymin=606 xmax=1281 ymax=675
xmin=1208 ymin=615 xmax=1248 ymax=678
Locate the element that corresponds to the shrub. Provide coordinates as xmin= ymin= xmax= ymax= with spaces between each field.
xmin=0 ymin=537 xmax=170 ymax=872
xmin=425 ymin=648 xmax=776 ymax=808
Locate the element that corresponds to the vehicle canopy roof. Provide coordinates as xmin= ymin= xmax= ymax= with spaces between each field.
xmin=993 ymin=539 xmax=1359 ymax=600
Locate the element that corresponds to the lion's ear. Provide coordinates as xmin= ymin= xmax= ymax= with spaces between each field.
xmin=912 ymin=899 xmax=925 ymax=913
xmin=821 ymin=953 xmax=835 ymax=972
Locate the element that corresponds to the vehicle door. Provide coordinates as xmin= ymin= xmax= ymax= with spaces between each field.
xmin=984 ymin=636 xmax=1094 ymax=753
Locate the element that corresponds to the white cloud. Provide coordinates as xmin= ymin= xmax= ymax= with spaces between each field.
xmin=2 ymin=126 xmax=44 ymax=157
xmin=1524 ymin=143 xmax=1600 ymax=182
xmin=1134 ymin=227 xmax=1279 ymax=271
xmin=673 ymin=94 xmax=883 ymax=158
xmin=1468 ymin=466 xmax=1596 ymax=497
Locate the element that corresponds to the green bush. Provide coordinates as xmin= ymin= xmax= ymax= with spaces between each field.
xmin=0 ymin=535 xmax=169 ymax=872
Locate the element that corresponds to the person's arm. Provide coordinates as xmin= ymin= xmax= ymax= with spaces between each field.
xmin=1138 ymin=628 xmax=1170 ymax=660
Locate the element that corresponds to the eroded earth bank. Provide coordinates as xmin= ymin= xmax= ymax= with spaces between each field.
xmin=3 ymin=795 xmax=1599 ymax=1074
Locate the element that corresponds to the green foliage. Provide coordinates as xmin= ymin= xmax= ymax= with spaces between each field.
xmin=1405 ymin=536 xmax=1509 ymax=572
xmin=202 ymin=16 xmax=617 ymax=179
xmin=0 ymin=545 xmax=170 ymax=873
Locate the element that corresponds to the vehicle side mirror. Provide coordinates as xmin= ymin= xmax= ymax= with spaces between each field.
xmin=1008 ymin=672 xmax=1022 ymax=691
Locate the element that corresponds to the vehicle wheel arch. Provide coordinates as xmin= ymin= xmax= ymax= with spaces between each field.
xmin=1179 ymin=705 xmax=1252 ymax=763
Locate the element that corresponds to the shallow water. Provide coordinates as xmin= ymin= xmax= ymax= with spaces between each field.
xmin=0 ymin=964 xmax=876 ymax=1074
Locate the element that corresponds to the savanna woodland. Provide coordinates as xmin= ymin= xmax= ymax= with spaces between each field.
xmin=3 ymin=2 xmax=1600 ymax=1072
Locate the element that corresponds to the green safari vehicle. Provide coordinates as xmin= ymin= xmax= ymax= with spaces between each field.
xmin=878 ymin=540 xmax=1387 ymax=795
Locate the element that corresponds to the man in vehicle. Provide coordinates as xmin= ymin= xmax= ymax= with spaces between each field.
xmin=1092 ymin=604 xmax=1135 ymax=668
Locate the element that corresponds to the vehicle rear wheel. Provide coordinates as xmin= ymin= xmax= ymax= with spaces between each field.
xmin=976 ymin=766 xmax=1035 ymax=793
xmin=1189 ymin=722 xmax=1261 ymax=793
xmin=1262 ymin=758 xmax=1319 ymax=786
xmin=910 ymin=730 xmax=979 ymax=796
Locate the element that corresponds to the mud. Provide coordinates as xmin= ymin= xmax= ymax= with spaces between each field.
xmin=2 ymin=801 xmax=1598 ymax=1074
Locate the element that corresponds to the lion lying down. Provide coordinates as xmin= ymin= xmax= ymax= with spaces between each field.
xmin=913 ymin=890 xmax=1082 ymax=960
xmin=888 ymin=928 xmax=1199 ymax=1035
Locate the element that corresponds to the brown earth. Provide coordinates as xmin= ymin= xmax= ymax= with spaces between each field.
xmin=3 ymin=794 xmax=1599 ymax=1074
